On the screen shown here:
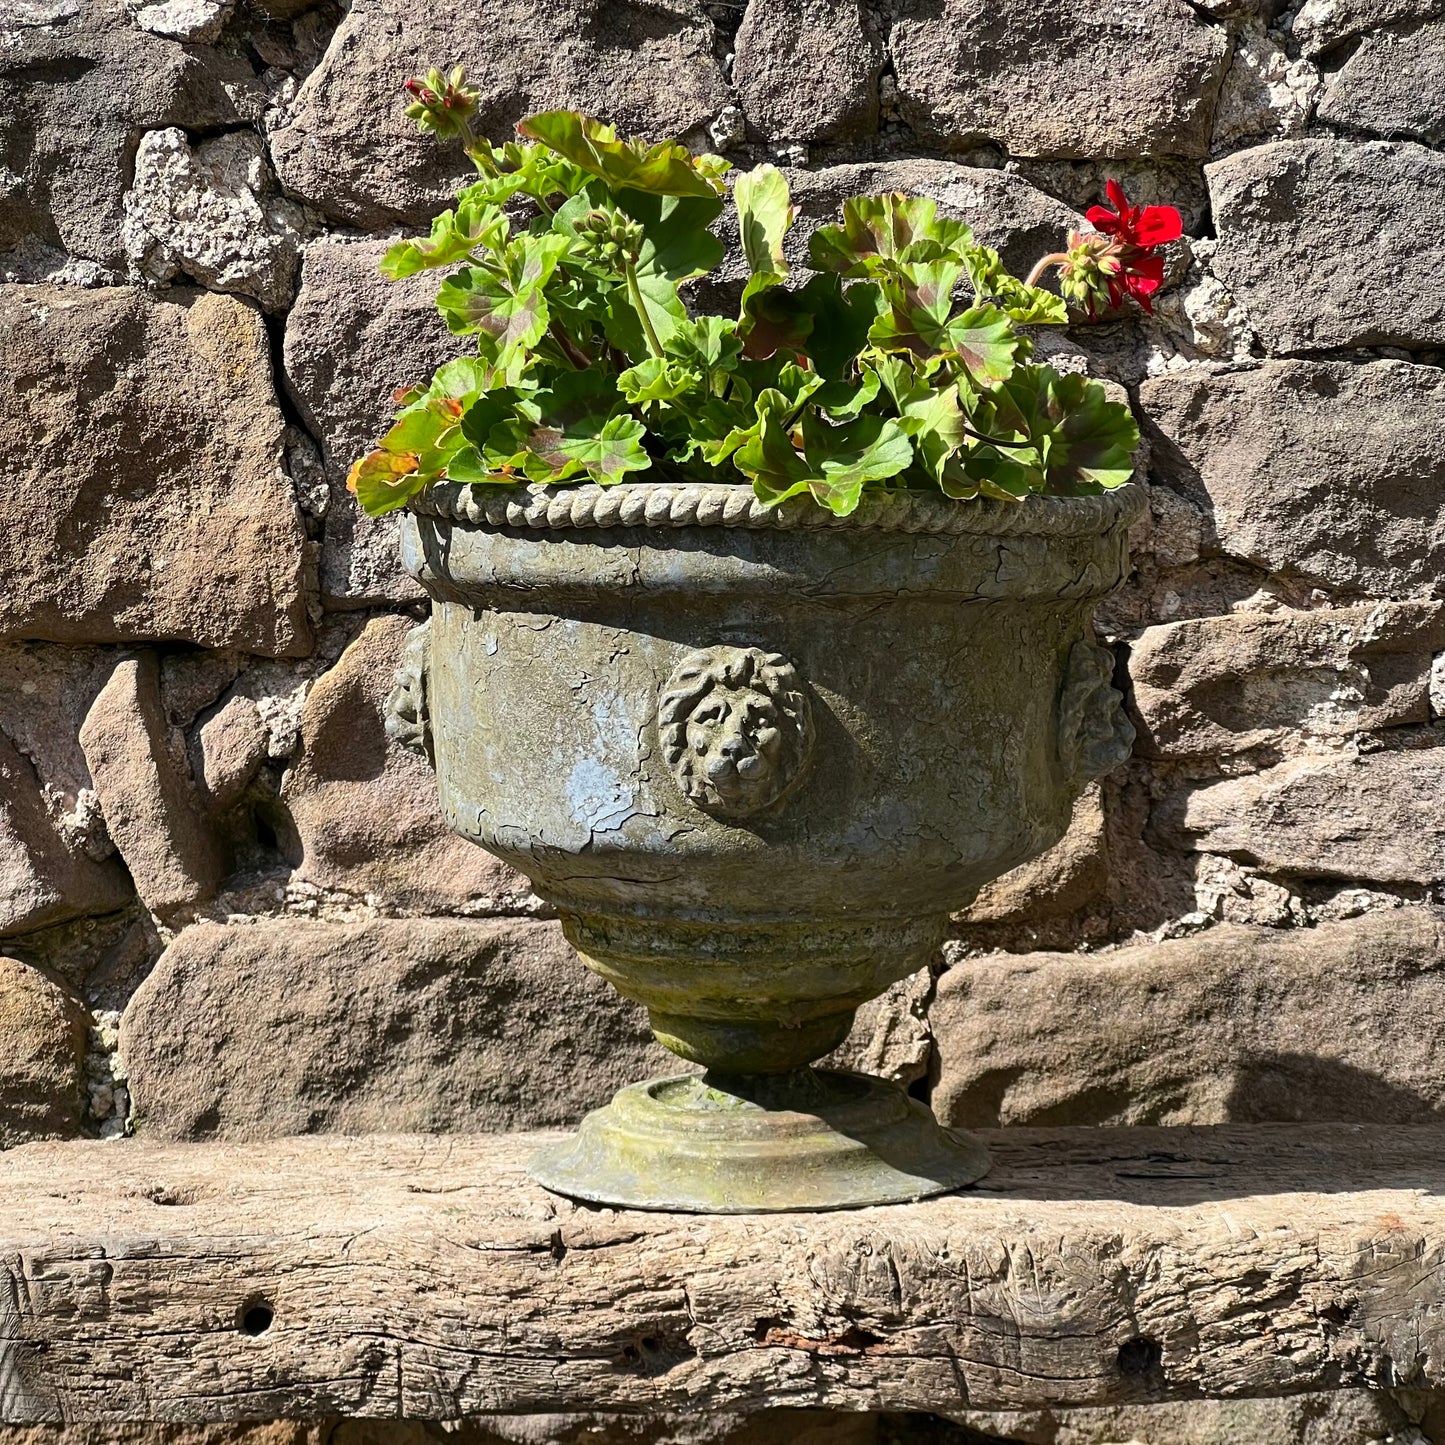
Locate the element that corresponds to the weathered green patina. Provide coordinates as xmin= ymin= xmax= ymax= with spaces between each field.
xmin=390 ymin=477 xmax=1143 ymax=1211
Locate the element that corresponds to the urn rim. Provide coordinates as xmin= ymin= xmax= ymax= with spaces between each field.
xmin=409 ymin=478 xmax=1145 ymax=539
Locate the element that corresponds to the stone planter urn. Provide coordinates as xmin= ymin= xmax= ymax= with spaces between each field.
xmin=390 ymin=477 xmax=1143 ymax=1213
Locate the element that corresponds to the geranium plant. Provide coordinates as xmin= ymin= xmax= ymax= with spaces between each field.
xmin=350 ymin=68 xmax=1178 ymax=519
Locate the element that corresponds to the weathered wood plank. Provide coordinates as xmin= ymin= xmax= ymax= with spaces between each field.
xmin=2 ymin=1125 xmax=1444 ymax=1422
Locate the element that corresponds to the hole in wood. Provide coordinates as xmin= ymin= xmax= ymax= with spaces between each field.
xmin=1116 ymin=1336 xmax=1162 ymax=1376
xmin=238 ymin=1300 xmax=275 ymax=1336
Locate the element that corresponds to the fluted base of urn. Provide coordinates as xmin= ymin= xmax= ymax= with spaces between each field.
xmin=528 ymin=1068 xmax=990 ymax=1213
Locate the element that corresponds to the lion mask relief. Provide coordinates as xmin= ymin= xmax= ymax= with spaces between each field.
xmin=659 ymin=646 xmax=814 ymax=818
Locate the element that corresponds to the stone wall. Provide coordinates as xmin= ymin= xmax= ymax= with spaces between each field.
xmin=3 ymin=0 xmax=1444 ymax=1441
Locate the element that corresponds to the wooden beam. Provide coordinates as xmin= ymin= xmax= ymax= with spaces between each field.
xmin=3 ymin=1125 xmax=1444 ymax=1422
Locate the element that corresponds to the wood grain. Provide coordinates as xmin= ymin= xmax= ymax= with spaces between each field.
xmin=3 ymin=1125 xmax=1444 ymax=1422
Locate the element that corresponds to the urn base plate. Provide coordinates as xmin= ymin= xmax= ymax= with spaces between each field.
xmin=528 ymin=1068 xmax=991 ymax=1213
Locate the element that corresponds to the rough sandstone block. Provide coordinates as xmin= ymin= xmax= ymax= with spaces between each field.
xmin=0 ymin=954 xmax=89 ymax=1146
xmin=119 ymin=916 xmax=674 ymax=1139
xmin=933 ymin=907 xmax=1445 ymax=1128
xmin=1140 ymin=360 xmax=1445 ymax=597
xmin=283 ymin=239 xmax=458 ymax=605
xmin=279 ymin=613 xmax=529 ymax=913
xmin=78 ymin=654 xmax=224 ymax=917
xmin=197 ymin=695 xmax=270 ymax=813
xmin=0 ymin=285 xmax=311 ymax=654
xmin=268 ymin=0 xmax=730 ymax=229
xmin=961 ymin=785 xmax=1110 ymax=925
xmin=0 ymin=728 xmax=131 ymax=938
xmin=1207 ymin=139 xmax=1445 ymax=352
xmin=1155 ymin=749 xmax=1445 ymax=886
xmin=1129 ymin=602 xmax=1445 ymax=759
xmin=732 ymin=0 xmax=882 ymax=144
xmin=891 ymin=0 xmax=1230 ymax=158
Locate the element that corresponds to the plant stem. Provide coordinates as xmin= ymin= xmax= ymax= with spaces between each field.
xmin=464 ymin=252 xmax=508 ymax=279
xmin=549 ymin=321 xmax=591 ymax=370
xmin=961 ymin=423 xmax=1032 ymax=449
xmin=623 ymin=259 xmax=665 ymax=358
xmin=1025 ymin=253 xmax=1067 ymax=288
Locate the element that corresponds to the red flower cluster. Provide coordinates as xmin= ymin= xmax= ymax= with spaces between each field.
xmin=1084 ymin=179 xmax=1183 ymax=313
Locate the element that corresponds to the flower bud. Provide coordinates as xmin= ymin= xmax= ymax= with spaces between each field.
xmin=1057 ymin=231 xmax=1123 ymax=318
xmin=401 ymin=64 xmax=478 ymax=140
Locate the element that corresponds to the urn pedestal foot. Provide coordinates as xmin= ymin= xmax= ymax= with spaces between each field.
xmin=528 ymin=1068 xmax=990 ymax=1213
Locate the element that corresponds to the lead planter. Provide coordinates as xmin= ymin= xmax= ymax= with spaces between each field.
xmin=394 ymin=479 xmax=1143 ymax=1212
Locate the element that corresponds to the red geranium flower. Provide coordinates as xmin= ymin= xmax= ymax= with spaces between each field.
xmin=1084 ymin=179 xmax=1182 ymax=314
xmin=1087 ymin=178 xmax=1183 ymax=249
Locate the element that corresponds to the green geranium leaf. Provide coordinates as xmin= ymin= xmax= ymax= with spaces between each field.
xmin=799 ymin=412 xmax=915 ymax=515
xmin=471 ymin=141 xmax=591 ymax=205
xmin=430 ymin=356 xmax=495 ymax=403
xmin=734 ymin=163 xmax=793 ymax=307
xmin=381 ymin=396 xmax=466 ymax=457
xmin=735 ymin=403 xmax=913 ymax=516
xmin=664 ymin=315 xmax=743 ymax=373
xmin=740 ymin=286 xmax=815 ymax=361
xmin=618 ymin=355 xmax=703 ymax=407
xmin=809 ymin=193 xmax=975 ymax=278
xmin=944 ymin=305 xmax=1018 ymax=383
xmin=516 ymin=370 xmax=653 ymax=485
xmin=868 ymin=259 xmax=966 ymax=356
xmin=990 ymin=367 xmax=1138 ymax=494
xmin=733 ymin=406 xmax=813 ymax=505
xmin=381 ymin=199 xmax=509 ymax=280
xmin=347 ymin=448 xmax=426 ymax=516
xmin=517 ymin=110 xmax=722 ymax=199
xmin=1050 ymin=375 xmax=1140 ymax=493
xmin=435 ymin=232 xmax=570 ymax=370
xmin=963 ymin=245 xmax=1068 ymax=324
xmin=795 ymin=274 xmax=881 ymax=382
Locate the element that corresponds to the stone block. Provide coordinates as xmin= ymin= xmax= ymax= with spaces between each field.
xmin=0 ymin=286 xmax=311 ymax=654
xmin=283 ymin=239 xmax=457 ymax=605
xmin=732 ymin=0 xmax=882 ymax=144
xmin=279 ymin=613 xmax=529 ymax=913
xmin=0 ymin=0 xmax=258 ymax=276
xmin=79 ymin=654 xmax=224 ymax=917
xmin=122 ymin=128 xmax=305 ymax=314
xmin=1154 ymin=749 xmax=1445 ymax=886
xmin=197 ymin=695 xmax=270 ymax=812
xmin=1292 ymin=0 xmax=1445 ymax=56
xmin=823 ymin=967 xmax=933 ymax=1087
xmin=1129 ymin=602 xmax=1445 ymax=758
xmin=1140 ymin=360 xmax=1445 ymax=597
xmin=1209 ymin=21 xmax=1320 ymax=149
xmin=933 ymin=907 xmax=1445 ymax=1127
xmin=268 ymin=0 xmax=729 ymax=229
xmin=1316 ymin=19 xmax=1445 ymax=146
xmin=961 ymin=786 xmax=1110 ymax=924
xmin=891 ymin=0 xmax=1230 ymax=158
xmin=0 ymin=729 xmax=131 ymax=938
xmin=0 ymin=954 xmax=89 ymax=1146
xmin=119 ymin=915 xmax=675 ymax=1138
xmin=1207 ymin=140 xmax=1445 ymax=352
